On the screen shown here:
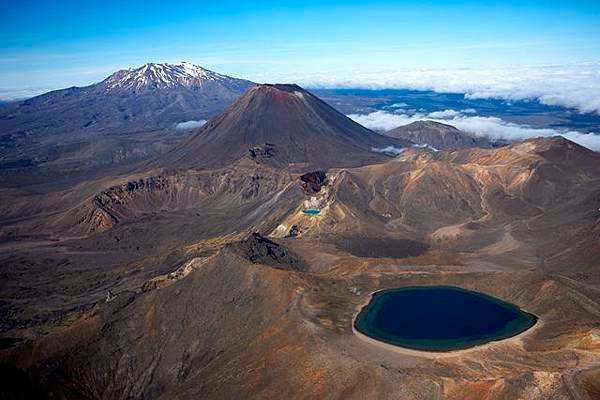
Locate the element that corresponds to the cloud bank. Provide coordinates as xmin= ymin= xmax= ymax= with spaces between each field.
xmin=3 ymin=64 xmax=598 ymax=118
xmin=175 ymin=120 xmax=207 ymax=130
xmin=0 ymin=87 xmax=57 ymax=101
xmin=349 ymin=109 xmax=600 ymax=151
xmin=299 ymin=64 xmax=600 ymax=115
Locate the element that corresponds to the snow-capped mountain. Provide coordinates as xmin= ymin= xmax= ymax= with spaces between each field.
xmin=104 ymin=62 xmax=249 ymax=92
xmin=0 ymin=62 xmax=255 ymax=174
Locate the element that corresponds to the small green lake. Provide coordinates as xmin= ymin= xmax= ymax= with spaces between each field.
xmin=302 ymin=209 xmax=321 ymax=215
xmin=354 ymin=286 xmax=537 ymax=352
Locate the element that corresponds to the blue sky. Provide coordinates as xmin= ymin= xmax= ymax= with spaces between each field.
xmin=1 ymin=0 xmax=599 ymax=96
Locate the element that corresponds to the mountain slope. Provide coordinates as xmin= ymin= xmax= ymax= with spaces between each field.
xmin=159 ymin=84 xmax=412 ymax=170
xmin=0 ymin=62 xmax=254 ymax=177
xmin=385 ymin=120 xmax=494 ymax=150
xmin=2 ymin=137 xmax=600 ymax=400
xmin=278 ymin=136 xmax=600 ymax=266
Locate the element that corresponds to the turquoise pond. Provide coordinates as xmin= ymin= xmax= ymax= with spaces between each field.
xmin=354 ymin=286 xmax=537 ymax=352
xmin=302 ymin=209 xmax=321 ymax=215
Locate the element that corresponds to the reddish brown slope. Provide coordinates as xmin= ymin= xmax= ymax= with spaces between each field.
xmin=158 ymin=84 xmax=411 ymax=171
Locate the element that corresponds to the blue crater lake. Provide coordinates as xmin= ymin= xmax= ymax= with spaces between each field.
xmin=354 ymin=286 xmax=537 ymax=352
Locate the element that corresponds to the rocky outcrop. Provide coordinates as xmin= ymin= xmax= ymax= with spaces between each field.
xmin=249 ymin=143 xmax=276 ymax=159
xmin=236 ymin=233 xmax=308 ymax=271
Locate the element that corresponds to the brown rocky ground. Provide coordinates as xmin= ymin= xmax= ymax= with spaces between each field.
xmin=0 ymin=133 xmax=599 ymax=399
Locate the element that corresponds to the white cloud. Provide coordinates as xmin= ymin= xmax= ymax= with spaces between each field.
xmin=413 ymin=143 xmax=439 ymax=152
xmin=385 ymin=102 xmax=408 ymax=109
xmin=560 ymin=131 xmax=600 ymax=151
xmin=175 ymin=120 xmax=207 ymax=130
xmin=298 ymin=64 xmax=600 ymax=115
xmin=349 ymin=109 xmax=600 ymax=151
xmin=371 ymin=146 xmax=405 ymax=155
xmin=349 ymin=111 xmax=421 ymax=131
xmin=427 ymin=109 xmax=461 ymax=119
xmin=446 ymin=115 xmax=558 ymax=141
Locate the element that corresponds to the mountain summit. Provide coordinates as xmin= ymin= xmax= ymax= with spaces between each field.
xmin=103 ymin=62 xmax=251 ymax=93
xmin=160 ymin=84 xmax=412 ymax=170
xmin=385 ymin=120 xmax=494 ymax=150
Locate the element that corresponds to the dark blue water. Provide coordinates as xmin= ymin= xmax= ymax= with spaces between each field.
xmin=354 ymin=286 xmax=537 ymax=352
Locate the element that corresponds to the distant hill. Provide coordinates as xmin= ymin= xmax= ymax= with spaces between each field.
xmin=385 ymin=120 xmax=495 ymax=150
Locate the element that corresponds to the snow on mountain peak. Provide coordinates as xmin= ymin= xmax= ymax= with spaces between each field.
xmin=104 ymin=62 xmax=229 ymax=91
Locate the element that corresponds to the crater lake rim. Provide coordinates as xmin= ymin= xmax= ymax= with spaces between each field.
xmin=354 ymin=285 xmax=538 ymax=353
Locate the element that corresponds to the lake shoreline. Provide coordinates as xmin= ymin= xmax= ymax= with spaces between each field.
xmin=351 ymin=286 xmax=542 ymax=359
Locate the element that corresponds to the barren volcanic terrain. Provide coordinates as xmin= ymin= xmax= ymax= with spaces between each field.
xmin=1 ymin=84 xmax=599 ymax=400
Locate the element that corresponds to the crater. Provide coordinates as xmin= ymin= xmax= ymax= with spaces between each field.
xmin=299 ymin=170 xmax=327 ymax=194
xmin=354 ymin=286 xmax=537 ymax=352
xmin=332 ymin=237 xmax=428 ymax=258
